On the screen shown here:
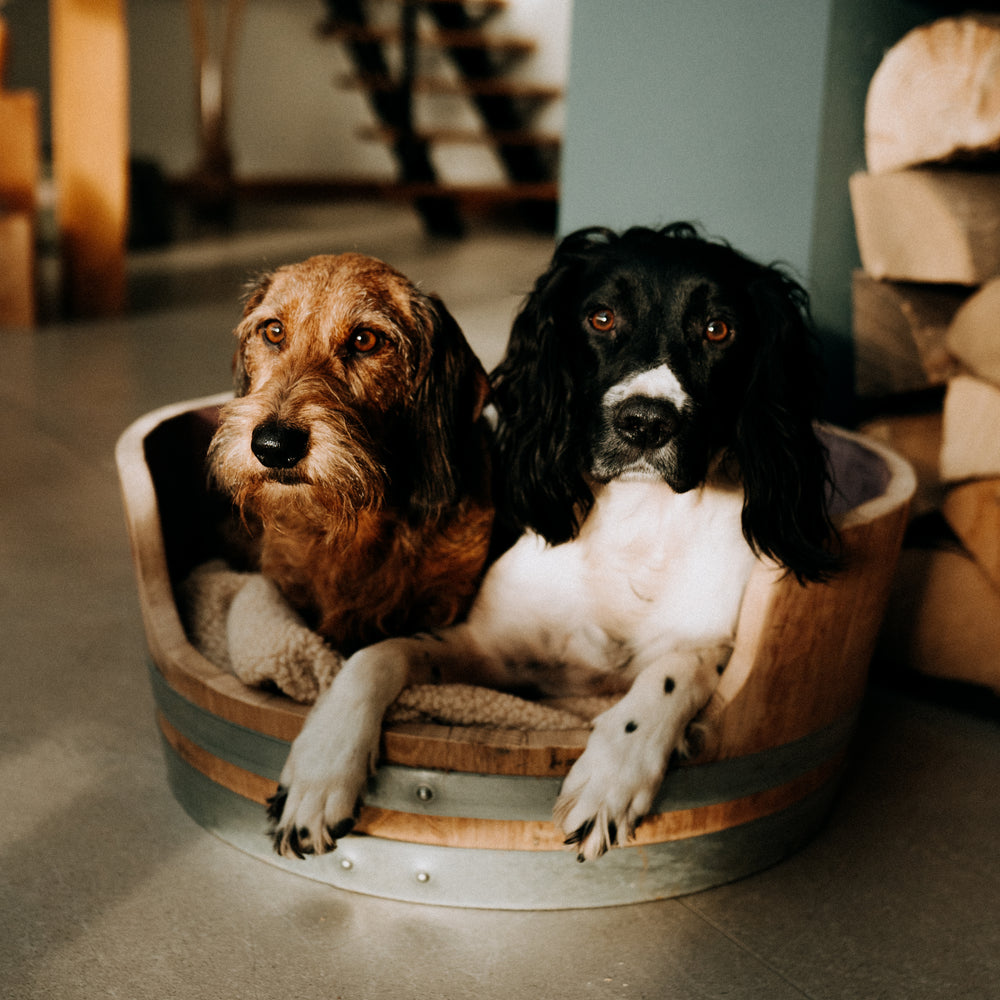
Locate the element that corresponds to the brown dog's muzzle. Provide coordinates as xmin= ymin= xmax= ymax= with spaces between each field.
xmin=250 ymin=421 xmax=310 ymax=470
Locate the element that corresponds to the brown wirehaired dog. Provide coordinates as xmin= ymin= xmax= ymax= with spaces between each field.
xmin=208 ymin=252 xmax=494 ymax=656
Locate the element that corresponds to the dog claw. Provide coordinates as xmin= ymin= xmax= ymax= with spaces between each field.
xmin=563 ymin=818 xmax=595 ymax=849
xmin=326 ymin=817 xmax=356 ymax=842
xmin=266 ymin=785 xmax=288 ymax=824
xmin=562 ymin=814 xmax=628 ymax=861
xmin=563 ymin=817 xmax=614 ymax=860
xmin=292 ymin=828 xmax=313 ymax=858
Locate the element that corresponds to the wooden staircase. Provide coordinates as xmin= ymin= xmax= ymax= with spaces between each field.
xmin=319 ymin=0 xmax=562 ymax=235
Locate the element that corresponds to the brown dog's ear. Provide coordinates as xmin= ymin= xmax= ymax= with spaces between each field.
xmin=403 ymin=293 xmax=489 ymax=516
xmin=242 ymin=271 xmax=273 ymax=312
xmin=232 ymin=272 xmax=273 ymax=396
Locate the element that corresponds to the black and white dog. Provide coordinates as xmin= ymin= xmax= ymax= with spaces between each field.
xmin=269 ymin=223 xmax=840 ymax=861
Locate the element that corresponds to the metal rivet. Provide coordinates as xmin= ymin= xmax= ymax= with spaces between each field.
xmin=415 ymin=784 xmax=434 ymax=802
xmin=340 ymin=858 xmax=353 ymax=871
xmin=415 ymin=870 xmax=431 ymax=883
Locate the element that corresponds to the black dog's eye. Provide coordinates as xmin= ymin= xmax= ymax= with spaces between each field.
xmin=588 ymin=308 xmax=616 ymax=333
xmin=350 ymin=328 xmax=382 ymax=354
xmin=704 ymin=319 xmax=733 ymax=343
xmin=259 ymin=319 xmax=285 ymax=347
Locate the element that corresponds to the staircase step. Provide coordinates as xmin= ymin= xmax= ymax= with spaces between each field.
xmin=339 ymin=72 xmax=561 ymax=101
xmin=379 ymin=0 xmax=509 ymax=7
xmin=319 ymin=21 xmax=536 ymax=55
xmin=228 ymin=176 xmax=557 ymax=207
xmin=391 ymin=180 xmax=557 ymax=203
xmin=358 ymin=124 xmax=561 ymax=147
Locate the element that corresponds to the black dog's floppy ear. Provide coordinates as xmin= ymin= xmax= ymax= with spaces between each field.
xmin=232 ymin=272 xmax=273 ymax=397
xmin=491 ymin=229 xmax=612 ymax=546
xmin=403 ymin=293 xmax=490 ymax=516
xmin=733 ymin=263 xmax=841 ymax=582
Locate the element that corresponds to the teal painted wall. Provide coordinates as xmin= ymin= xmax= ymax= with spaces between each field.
xmin=559 ymin=0 xmax=941 ymax=420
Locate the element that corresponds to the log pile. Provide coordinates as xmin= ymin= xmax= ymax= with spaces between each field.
xmin=851 ymin=14 xmax=1000 ymax=695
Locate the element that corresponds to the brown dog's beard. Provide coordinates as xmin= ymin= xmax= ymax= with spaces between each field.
xmin=207 ymin=392 xmax=390 ymax=531
xmin=260 ymin=496 xmax=494 ymax=653
xmin=212 ymin=414 xmax=493 ymax=651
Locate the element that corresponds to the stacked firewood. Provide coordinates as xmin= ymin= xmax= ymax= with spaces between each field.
xmin=850 ymin=14 xmax=1000 ymax=695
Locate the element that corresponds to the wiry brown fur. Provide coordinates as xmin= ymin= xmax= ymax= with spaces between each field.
xmin=208 ymin=252 xmax=493 ymax=653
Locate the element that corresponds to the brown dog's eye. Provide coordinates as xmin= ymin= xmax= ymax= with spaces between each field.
xmin=704 ymin=319 xmax=733 ymax=343
xmin=589 ymin=308 xmax=615 ymax=333
xmin=350 ymin=328 xmax=382 ymax=354
xmin=259 ymin=319 xmax=285 ymax=346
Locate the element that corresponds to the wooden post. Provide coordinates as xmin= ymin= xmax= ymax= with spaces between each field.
xmin=0 ymin=16 xmax=40 ymax=327
xmin=186 ymin=0 xmax=246 ymax=223
xmin=49 ymin=0 xmax=129 ymax=317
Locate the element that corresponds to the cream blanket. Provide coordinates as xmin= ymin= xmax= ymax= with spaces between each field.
xmin=181 ymin=561 xmax=610 ymax=730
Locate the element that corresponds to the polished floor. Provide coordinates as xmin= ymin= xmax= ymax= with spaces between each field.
xmin=2 ymin=201 xmax=998 ymax=999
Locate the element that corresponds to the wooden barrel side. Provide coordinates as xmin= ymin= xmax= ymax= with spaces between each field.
xmin=702 ymin=428 xmax=915 ymax=760
xmin=119 ymin=401 xmax=914 ymax=906
xmin=150 ymin=653 xmax=854 ymax=854
xmin=116 ymin=397 xmax=310 ymax=743
xmin=159 ymin=738 xmax=841 ymax=909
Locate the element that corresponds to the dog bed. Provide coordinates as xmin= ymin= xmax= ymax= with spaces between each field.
xmin=116 ymin=394 xmax=914 ymax=909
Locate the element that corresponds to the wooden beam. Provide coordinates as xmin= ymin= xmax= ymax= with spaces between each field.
xmin=49 ymin=0 xmax=129 ymax=317
xmin=0 ymin=212 xmax=35 ymax=328
xmin=0 ymin=16 xmax=40 ymax=326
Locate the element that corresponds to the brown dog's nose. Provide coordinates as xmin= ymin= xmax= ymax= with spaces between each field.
xmin=251 ymin=422 xmax=310 ymax=469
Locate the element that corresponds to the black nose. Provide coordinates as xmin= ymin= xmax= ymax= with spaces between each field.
xmin=613 ymin=397 xmax=678 ymax=450
xmin=250 ymin=422 xmax=310 ymax=469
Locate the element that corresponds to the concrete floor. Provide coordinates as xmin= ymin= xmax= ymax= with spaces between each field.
xmin=2 ymin=201 xmax=999 ymax=999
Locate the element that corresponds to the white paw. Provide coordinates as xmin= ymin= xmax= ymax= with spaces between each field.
xmin=267 ymin=708 xmax=380 ymax=859
xmin=552 ymin=667 xmax=705 ymax=860
xmin=554 ymin=720 xmax=667 ymax=861
xmin=266 ymin=642 xmax=414 ymax=859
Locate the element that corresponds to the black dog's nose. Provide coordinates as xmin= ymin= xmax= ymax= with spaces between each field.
xmin=251 ymin=422 xmax=310 ymax=469
xmin=613 ymin=397 xmax=678 ymax=450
